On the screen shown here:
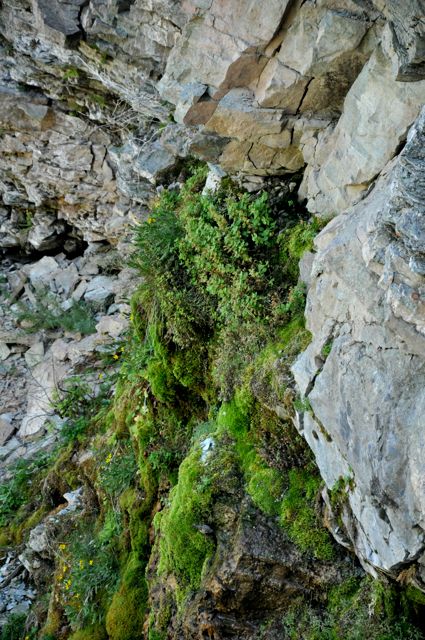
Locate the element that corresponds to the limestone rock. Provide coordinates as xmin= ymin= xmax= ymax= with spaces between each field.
xmin=374 ymin=0 xmax=425 ymax=80
xmin=0 ymin=416 xmax=15 ymax=446
xmin=0 ymin=343 xmax=11 ymax=362
xmin=27 ymin=257 xmax=59 ymax=288
xmin=95 ymin=314 xmax=128 ymax=338
xmin=292 ymin=108 xmax=425 ymax=584
xmin=84 ymin=275 xmax=116 ymax=304
xmin=24 ymin=342 xmax=45 ymax=369
xmin=19 ymin=357 xmax=68 ymax=439
xmin=204 ymin=89 xmax=283 ymax=141
xmin=303 ymin=47 xmax=425 ymax=215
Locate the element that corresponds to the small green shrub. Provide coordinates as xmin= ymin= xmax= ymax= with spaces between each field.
xmin=0 ymin=452 xmax=52 ymax=528
xmin=0 ymin=614 xmax=27 ymax=640
xmin=99 ymin=441 xmax=138 ymax=498
xmin=132 ymin=164 xmax=323 ymax=395
xmin=59 ymin=530 xmax=120 ymax=629
xmin=15 ymin=291 xmax=97 ymax=335
xmin=54 ymin=374 xmax=115 ymax=444
xmin=63 ymin=66 xmax=80 ymax=81
xmin=282 ymin=577 xmax=424 ymax=640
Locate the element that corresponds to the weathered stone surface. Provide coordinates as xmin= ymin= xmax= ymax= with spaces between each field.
xmin=204 ymin=89 xmax=283 ymax=141
xmin=293 ymin=108 xmax=425 ymax=583
xmin=19 ymin=356 xmax=68 ymax=439
xmin=27 ymin=257 xmax=59 ymax=288
xmin=256 ymin=59 xmax=309 ymax=112
xmin=84 ymin=275 xmax=116 ymax=304
xmin=277 ymin=2 xmax=371 ymax=77
xmin=374 ymin=0 xmax=425 ymax=80
xmin=95 ymin=314 xmax=128 ymax=338
xmin=158 ymin=0 xmax=291 ymax=109
xmin=0 ymin=416 xmax=15 ymax=446
xmin=34 ymin=0 xmax=87 ymax=41
xmin=302 ymin=46 xmax=425 ymax=215
xmin=24 ymin=342 xmax=45 ymax=369
xmin=0 ymin=342 xmax=11 ymax=361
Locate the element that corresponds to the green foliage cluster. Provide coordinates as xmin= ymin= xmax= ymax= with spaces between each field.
xmin=132 ymin=164 xmax=318 ymax=396
xmin=15 ymin=164 xmax=423 ymax=639
xmin=99 ymin=441 xmax=138 ymax=499
xmin=282 ymin=577 xmax=424 ymax=640
xmin=213 ymin=389 xmax=333 ymax=558
xmin=63 ymin=66 xmax=80 ymax=81
xmin=0 ymin=452 xmax=51 ymax=529
xmin=53 ymin=373 xmax=115 ymax=444
xmin=59 ymin=528 xmax=120 ymax=629
xmin=15 ymin=290 xmax=97 ymax=335
xmin=0 ymin=614 xmax=27 ymax=640
xmin=280 ymin=467 xmax=334 ymax=560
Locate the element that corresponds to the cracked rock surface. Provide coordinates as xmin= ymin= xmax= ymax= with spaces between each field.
xmin=292 ymin=107 xmax=425 ymax=585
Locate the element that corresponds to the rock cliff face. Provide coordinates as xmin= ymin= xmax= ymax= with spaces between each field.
xmin=0 ymin=0 xmax=425 ymax=637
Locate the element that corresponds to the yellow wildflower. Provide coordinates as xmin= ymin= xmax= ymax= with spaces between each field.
xmin=89 ymin=559 xmax=94 ymax=566
xmin=113 ymin=354 xmax=119 ymax=360
xmin=59 ymin=543 xmax=66 ymax=550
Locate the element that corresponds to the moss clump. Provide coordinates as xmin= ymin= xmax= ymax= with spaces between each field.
xmin=68 ymin=625 xmax=107 ymax=640
xmin=106 ymin=554 xmax=148 ymax=640
xmin=282 ymin=576 xmax=425 ymax=640
xmin=280 ymin=467 xmax=334 ymax=560
xmin=156 ymin=444 xmax=215 ymax=597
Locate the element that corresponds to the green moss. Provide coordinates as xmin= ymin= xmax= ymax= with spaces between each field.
xmin=280 ymin=468 xmax=334 ymax=560
xmin=68 ymin=625 xmax=107 ymax=640
xmin=9 ymin=504 xmax=49 ymax=544
xmin=63 ymin=66 xmax=80 ymax=80
xmin=247 ymin=467 xmax=285 ymax=516
xmin=0 ymin=529 xmax=10 ymax=547
xmin=105 ymin=554 xmax=148 ymax=640
xmin=282 ymin=576 xmax=425 ymax=640
xmin=405 ymin=585 xmax=425 ymax=608
xmin=156 ymin=445 xmax=215 ymax=596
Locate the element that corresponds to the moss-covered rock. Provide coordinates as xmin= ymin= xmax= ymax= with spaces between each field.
xmin=68 ymin=624 xmax=107 ymax=640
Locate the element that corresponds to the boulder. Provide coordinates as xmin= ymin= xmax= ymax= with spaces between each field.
xmin=84 ymin=275 xmax=116 ymax=305
xmin=27 ymin=257 xmax=59 ymax=288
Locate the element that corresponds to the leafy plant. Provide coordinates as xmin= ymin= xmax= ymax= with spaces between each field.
xmin=15 ymin=290 xmax=97 ymax=335
xmin=53 ymin=373 xmax=116 ymax=444
xmin=63 ymin=66 xmax=80 ymax=81
xmin=0 ymin=452 xmax=52 ymax=528
xmin=132 ymin=163 xmax=322 ymax=396
xmin=58 ymin=530 xmax=119 ymax=629
xmin=0 ymin=613 xmax=27 ymax=640
xmin=99 ymin=441 xmax=138 ymax=499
